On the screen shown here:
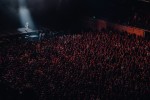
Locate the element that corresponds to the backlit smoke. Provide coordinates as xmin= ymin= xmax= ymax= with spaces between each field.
xmin=18 ymin=0 xmax=35 ymax=29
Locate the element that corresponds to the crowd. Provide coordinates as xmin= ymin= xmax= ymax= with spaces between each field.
xmin=0 ymin=31 xmax=150 ymax=100
xmin=128 ymin=12 xmax=150 ymax=29
xmin=116 ymin=5 xmax=150 ymax=30
xmin=109 ymin=12 xmax=150 ymax=30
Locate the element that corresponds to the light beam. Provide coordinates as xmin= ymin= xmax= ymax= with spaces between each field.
xmin=18 ymin=0 xmax=35 ymax=29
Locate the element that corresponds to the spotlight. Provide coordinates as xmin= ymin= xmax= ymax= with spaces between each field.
xmin=18 ymin=0 xmax=35 ymax=29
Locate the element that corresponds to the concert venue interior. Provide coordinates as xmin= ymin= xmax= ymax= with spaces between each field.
xmin=0 ymin=0 xmax=150 ymax=100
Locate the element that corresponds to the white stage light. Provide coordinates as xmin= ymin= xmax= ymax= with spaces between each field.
xmin=18 ymin=0 xmax=35 ymax=29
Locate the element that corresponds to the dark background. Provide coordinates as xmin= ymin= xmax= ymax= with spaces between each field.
xmin=0 ymin=0 xmax=149 ymax=31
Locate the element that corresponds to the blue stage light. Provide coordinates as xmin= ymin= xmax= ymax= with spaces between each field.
xmin=18 ymin=0 xmax=35 ymax=29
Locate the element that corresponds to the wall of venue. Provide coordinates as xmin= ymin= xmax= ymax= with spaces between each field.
xmin=96 ymin=20 xmax=146 ymax=37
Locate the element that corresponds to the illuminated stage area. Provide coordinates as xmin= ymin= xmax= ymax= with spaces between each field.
xmin=17 ymin=0 xmax=38 ymax=41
